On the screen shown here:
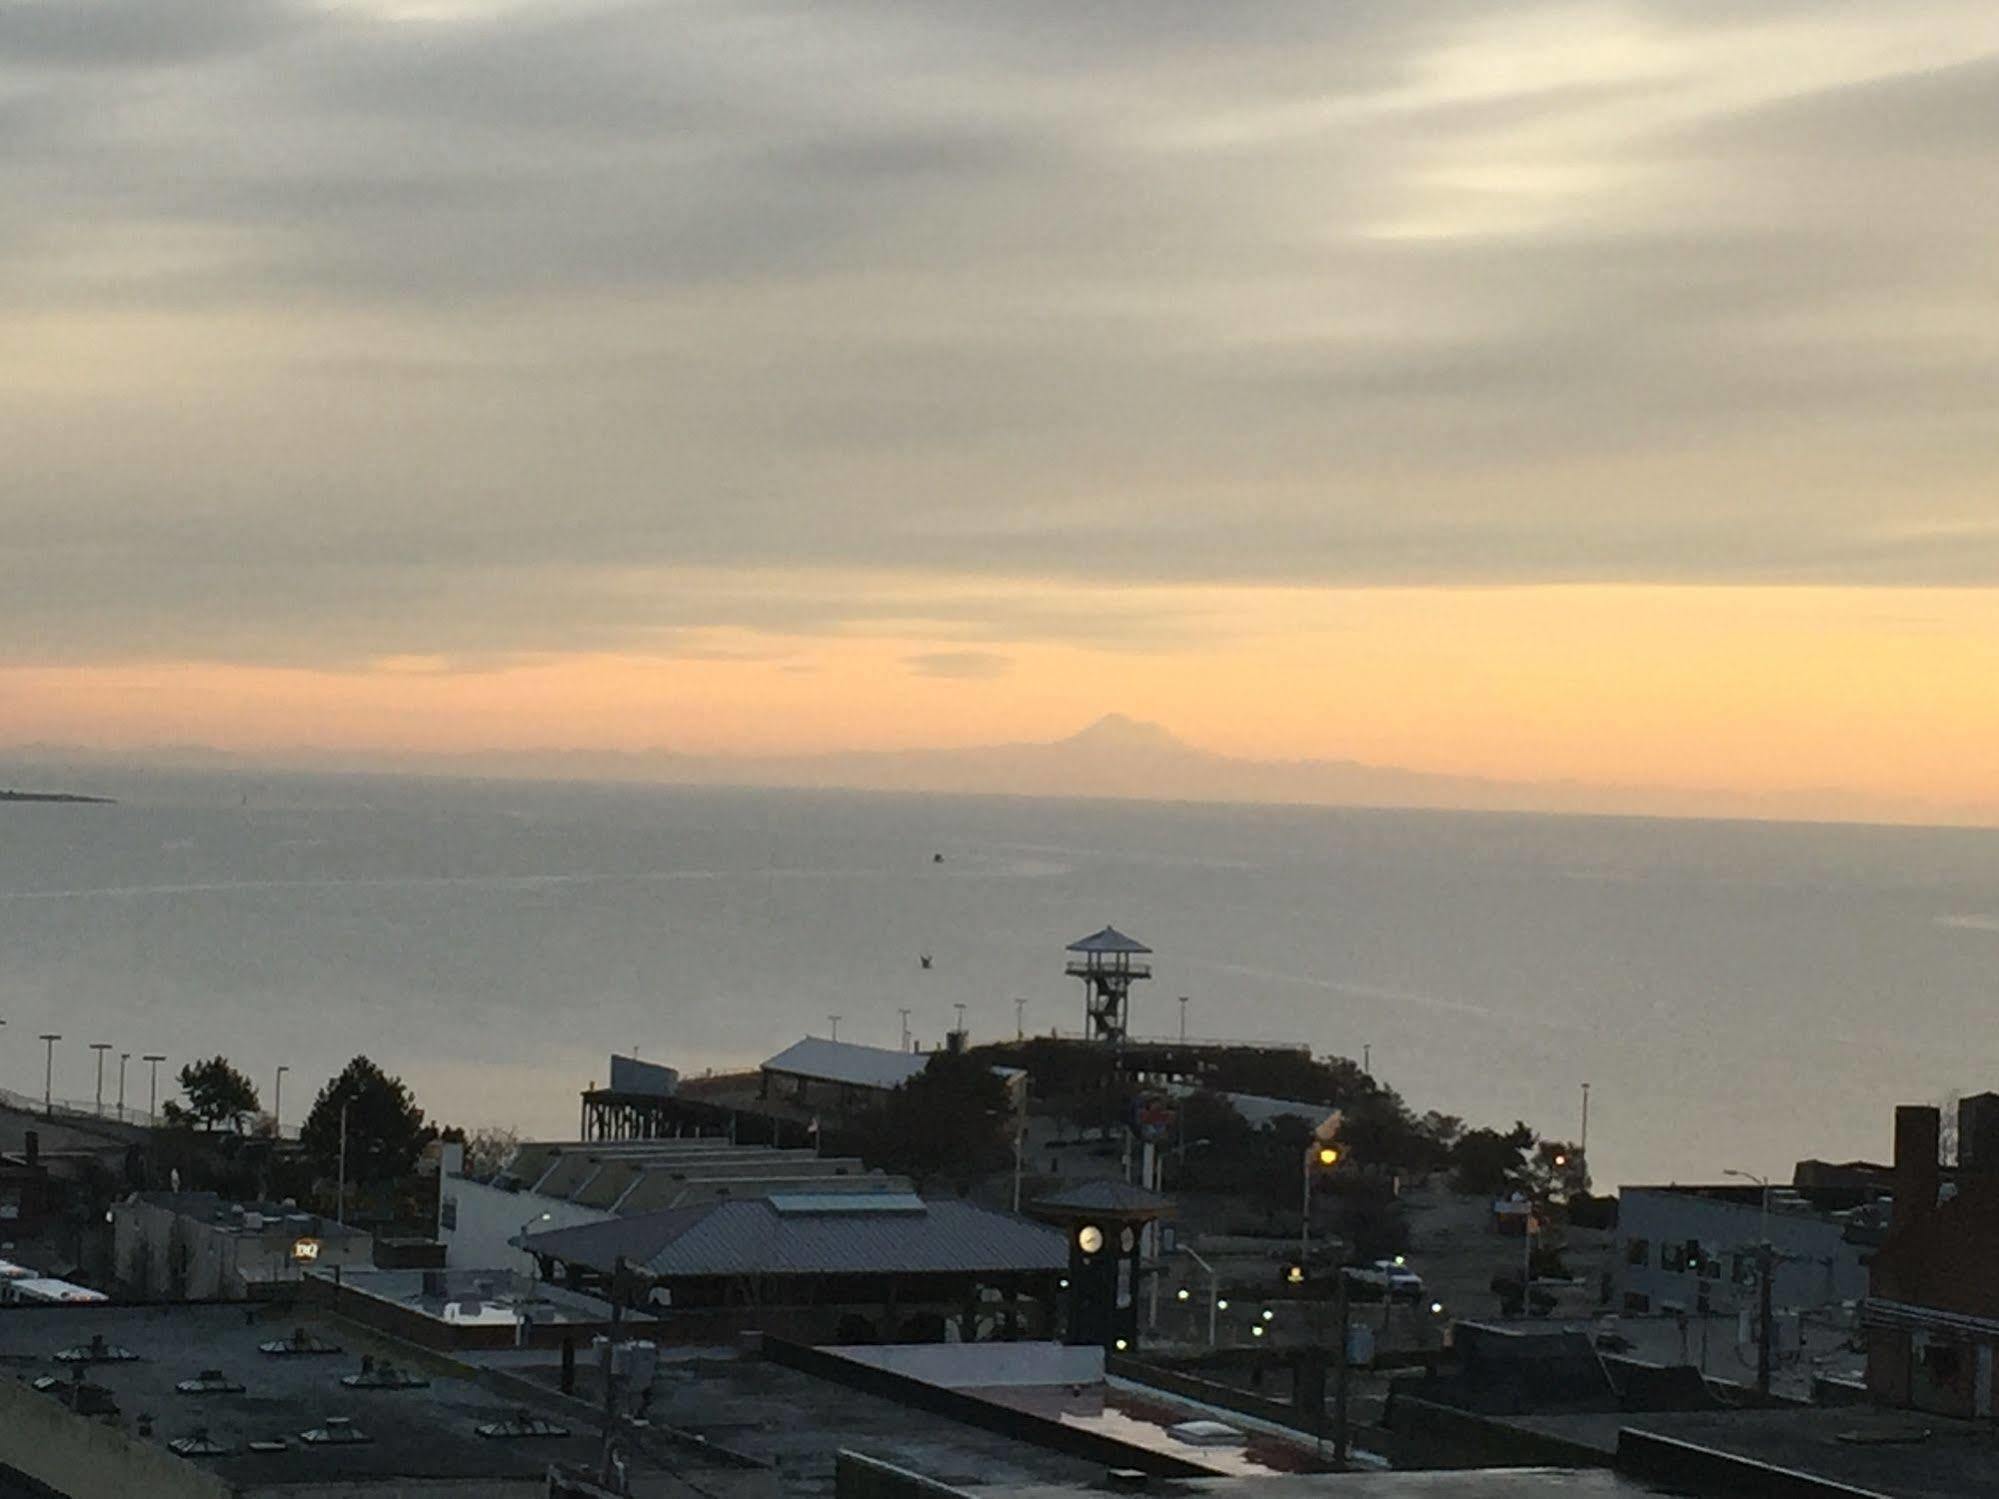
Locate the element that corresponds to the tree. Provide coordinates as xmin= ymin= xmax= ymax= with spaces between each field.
xmin=166 ymin=1056 xmax=260 ymax=1132
xmin=300 ymin=1056 xmax=430 ymax=1186
xmin=1451 ymin=1121 xmax=1536 ymax=1197
xmin=859 ymin=1050 xmax=1012 ymax=1190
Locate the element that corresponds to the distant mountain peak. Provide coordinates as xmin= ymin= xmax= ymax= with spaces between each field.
xmin=1059 ymin=714 xmax=1193 ymax=753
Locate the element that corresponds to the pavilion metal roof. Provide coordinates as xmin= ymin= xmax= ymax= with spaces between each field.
xmin=523 ymin=1196 xmax=1068 ymax=1280
xmin=760 ymin=1037 xmax=930 ymax=1092
xmin=1031 ymin=1179 xmax=1173 ymax=1217
xmin=1065 ymin=925 xmax=1152 ymax=955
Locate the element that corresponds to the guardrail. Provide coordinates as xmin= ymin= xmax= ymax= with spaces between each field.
xmin=0 ymin=1086 xmax=300 ymax=1138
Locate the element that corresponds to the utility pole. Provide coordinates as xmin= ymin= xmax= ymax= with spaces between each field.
xmin=898 ymin=1008 xmax=911 ymax=1052
xmin=1332 ymin=1269 xmax=1352 ymax=1469
xmin=38 ymin=1034 xmax=60 ymax=1117
xmin=1756 ymin=1242 xmax=1775 ymax=1399
xmin=1012 ymin=1075 xmax=1029 ymax=1213
xmin=117 ymin=1053 xmax=129 ymax=1121
xmin=1362 ymin=1043 xmax=1371 ymax=1075
xmin=600 ymin=1256 xmax=630 ymax=1485
xmin=1015 ymin=997 xmax=1026 ymax=1041
xmin=336 ymin=1099 xmax=350 ymax=1226
xmin=1580 ymin=1082 xmax=1591 ymax=1161
xmin=143 ymin=1055 xmax=166 ymax=1126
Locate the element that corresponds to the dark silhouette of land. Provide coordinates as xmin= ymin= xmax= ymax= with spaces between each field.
xmin=0 ymin=788 xmax=114 ymax=804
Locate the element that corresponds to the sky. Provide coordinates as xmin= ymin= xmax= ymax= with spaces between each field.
xmin=4 ymin=1 xmax=1999 ymax=811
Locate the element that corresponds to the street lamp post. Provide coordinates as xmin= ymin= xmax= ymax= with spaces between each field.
xmin=898 ymin=1008 xmax=911 ymax=1052
xmin=142 ymin=1055 xmax=166 ymax=1126
xmin=336 ymin=1099 xmax=350 ymax=1226
xmin=38 ymin=1035 xmax=60 ymax=1117
xmin=90 ymin=1043 xmax=112 ymax=1116
xmin=1723 ymin=1168 xmax=1772 ymax=1247
xmin=827 ymin=1014 xmax=841 ymax=1043
xmin=1580 ymin=1082 xmax=1591 ymax=1162
xmin=1178 ymin=995 xmax=1188 ymax=1043
xmin=1302 ymin=1140 xmax=1339 ymax=1270
xmin=1015 ymin=997 xmax=1026 ymax=1040
xmin=117 ymin=1053 xmax=130 ymax=1121
xmin=1181 ymin=1246 xmax=1221 ymax=1347
xmin=274 ymin=1065 xmax=289 ymax=1136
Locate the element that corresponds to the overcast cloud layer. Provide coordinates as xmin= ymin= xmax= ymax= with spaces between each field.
xmin=5 ymin=0 xmax=1999 ymax=666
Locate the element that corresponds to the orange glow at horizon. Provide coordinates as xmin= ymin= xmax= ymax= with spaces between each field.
xmin=7 ymin=584 xmax=1999 ymax=813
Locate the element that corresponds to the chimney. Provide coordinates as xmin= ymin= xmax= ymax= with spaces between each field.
xmin=1893 ymin=1104 xmax=1941 ymax=1226
xmin=23 ymin=1130 xmax=37 ymax=1169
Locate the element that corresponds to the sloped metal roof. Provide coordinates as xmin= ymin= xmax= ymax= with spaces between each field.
xmin=1032 ymin=1179 xmax=1173 ymax=1216
xmin=523 ymin=1197 xmax=1068 ymax=1280
xmin=760 ymin=1037 xmax=930 ymax=1091
xmin=1065 ymin=925 xmax=1152 ymax=955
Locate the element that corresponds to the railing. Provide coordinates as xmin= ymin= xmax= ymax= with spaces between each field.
xmin=0 ymin=1085 xmax=300 ymax=1137
xmin=1037 ymin=1032 xmax=1314 ymax=1053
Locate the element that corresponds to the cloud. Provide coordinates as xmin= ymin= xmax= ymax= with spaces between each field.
xmin=3 ymin=0 xmax=1999 ymax=669
xmin=903 ymin=650 xmax=1012 ymax=680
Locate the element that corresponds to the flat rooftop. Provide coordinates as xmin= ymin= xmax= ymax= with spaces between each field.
xmin=314 ymin=1265 xmax=654 ymax=1330
xmin=1507 ymin=1404 xmax=1999 ymax=1498
xmin=0 ymin=1302 xmax=615 ymax=1487
xmin=981 ymin=1477 xmax=1660 ymax=1499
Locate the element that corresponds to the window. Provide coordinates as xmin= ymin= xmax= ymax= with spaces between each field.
xmin=1626 ymin=1237 xmax=1650 ymax=1267
xmin=1662 ymin=1242 xmax=1687 ymax=1273
xmin=439 ymin=1197 xmax=457 ymax=1231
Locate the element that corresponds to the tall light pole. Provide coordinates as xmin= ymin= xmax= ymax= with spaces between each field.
xmin=898 ymin=1008 xmax=911 ymax=1052
xmin=1723 ymin=1168 xmax=1772 ymax=1247
xmin=1178 ymin=995 xmax=1189 ymax=1043
xmin=1302 ymin=1140 xmax=1339 ymax=1269
xmin=90 ymin=1043 xmax=112 ymax=1116
xmin=38 ymin=1034 xmax=60 ymax=1117
xmin=1580 ymin=1082 xmax=1591 ymax=1161
xmin=1014 ymin=997 xmax=1026 ymax=1041
xmin=117 ymin=1053 xmax=130 ymax=1121
xmin=827 ymin=1014 xmax=841 ymax=1043
xmin=274 ymin=1065 xmax=289 ymax=1136
xmin=142 ymin=1055 xmax=166 ymax=1126
xmin=953 ymin=1002 xmax=967 ymax=1039
xmin=337 ymin=1098 xmax=350 ymax=1226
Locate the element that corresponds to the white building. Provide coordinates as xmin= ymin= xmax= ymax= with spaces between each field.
xmin=1617 ymin=1183 xmax=1885 ymax=1318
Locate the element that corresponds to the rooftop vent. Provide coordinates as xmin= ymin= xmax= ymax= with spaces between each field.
xmin=168 ymin=1427 xmax=232 ymax=1458
xmin=54 ymin=1334 xmax=138 ymax=1364
xmin=259 ymin=1328 xmax=342 ymax=1357
xmin=300 ymin=1416 xmax=371 ymax=1446
xmin=476 ymin=1408 xmax=572 ymax=1439
xmin=247 ymin=1439 xmax=289 ymax=1454
xmin=176 ymin=1370 xmax=247 ymax=1395
xmin=342 ymin=1357 xmax=429 ymax=1391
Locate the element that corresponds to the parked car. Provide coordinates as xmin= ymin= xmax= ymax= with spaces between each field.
xmin=1348 ymin=1258 xmax=1424 ymax=1301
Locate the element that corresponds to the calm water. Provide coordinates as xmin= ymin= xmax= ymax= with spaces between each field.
xmin=3 ymin=764 xmax=1997 ymax=1188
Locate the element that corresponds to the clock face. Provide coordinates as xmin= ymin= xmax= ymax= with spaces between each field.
xmin=1077 ymin=1224 xmax=1104 ymax=1255
xmin=1120 ymin=1227 xmax=1137 ymax=1254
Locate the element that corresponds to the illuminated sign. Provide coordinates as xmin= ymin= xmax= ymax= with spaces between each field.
xmin=290 ymin=1238 xmax=322 ymax=1263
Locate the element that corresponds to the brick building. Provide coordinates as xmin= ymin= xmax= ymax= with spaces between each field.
xmin=1862 ymin=1103 xmax=1999 ymax=1420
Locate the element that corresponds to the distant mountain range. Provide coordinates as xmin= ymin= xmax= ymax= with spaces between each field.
xmin=6 ymin=715 xmax=1985 ymax=827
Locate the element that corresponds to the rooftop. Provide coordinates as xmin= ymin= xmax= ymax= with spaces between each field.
xmin=525 ymin=1195 xmax=1069 ymax=1279
xmin=483 ymin=1138 xmax=912 ymax=1214
xmin=1065 ymin=925 xmax=1152 ymax=956
xmin=121 ymin=1191 xmax=365 ymax=1241
xmin=1032 ymin=1179 xmax=1174 ymax=1219
xmin=762 ymin=1036 xmax=932 ymax=1091
xmin=0 ymin=1302 xmax=617 ymax=1487
xmin=312 ymin=1266 xmax=655 ymax=1331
